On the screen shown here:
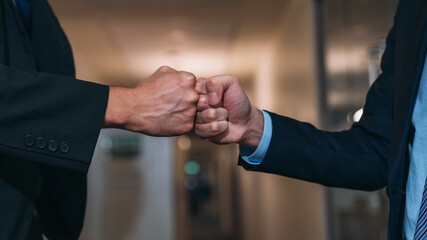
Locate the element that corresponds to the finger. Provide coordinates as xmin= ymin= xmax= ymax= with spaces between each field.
xmin=156 ymin=65 xmax=177 ymax=73
xmin=206 ymin=75 xmax=238 ymax=107
xmin=195 ymin=121 xmax=228 ymax=138
xmin=183 ymin=89 xmax=199 ymax=104
xmin=197 ymin=94 xmax=210 ymax=111
xmin=195 ymin=78 xmax=207 ymax=94
xmin=206 ymin=79 xmax=223 ymax=107
xmin=196 ymin=108 xmax=228 ymax=124
xmin=179 ymin=71 xmax=196 ymax=89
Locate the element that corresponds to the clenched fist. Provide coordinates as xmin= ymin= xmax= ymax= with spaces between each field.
xmin=104 ymin=66 xmax=199 ymax=136
xmin=195 ymin=75 xmax=264 ymax=148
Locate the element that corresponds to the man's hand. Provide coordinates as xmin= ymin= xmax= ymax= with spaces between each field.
xmin=195 ymin=75 xmax=264 ymax=148
xmin=103 ymin=66 xmax=199 ymax=136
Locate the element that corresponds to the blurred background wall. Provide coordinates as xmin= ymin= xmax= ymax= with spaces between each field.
xmin=49 ymin=0 xmax=398 ymax=239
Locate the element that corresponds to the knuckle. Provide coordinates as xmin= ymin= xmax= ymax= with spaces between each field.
xmin=211 ymin=122 xmax=220 ymax=132
xmin=180 ymin=71 xmax=196 ymax=84
xmin=158 ymin=65 xmax=175 ymax=72
xmin=197 ymin=95 xmax=208 ymax=107
xmin=207 ymin=108 xmax=217 ymax=120
xmin=185 ymin=90 xmax=199 ymax=103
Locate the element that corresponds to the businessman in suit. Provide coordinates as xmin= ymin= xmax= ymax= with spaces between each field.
xmin=0 ymin=0 xmax=198 ymax=239
xmin=195 ymin=0 xmax=427 ymax=239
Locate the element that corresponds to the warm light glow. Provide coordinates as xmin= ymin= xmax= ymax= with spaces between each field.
xmin=327 ymin=47 xmax=367 ymax=74
xmin=126 ymin=50 xmax=228 ymax=78
xmin=177 ymin=136 xmax=192 ymax=151
xmin=255 ymin=44 xmax=276 ymax=109
xmin=353 ymin=108 xmax=363 ymax=122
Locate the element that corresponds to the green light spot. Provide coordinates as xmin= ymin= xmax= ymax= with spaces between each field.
xmin=184 ymin=161 xmax=200 ymax=175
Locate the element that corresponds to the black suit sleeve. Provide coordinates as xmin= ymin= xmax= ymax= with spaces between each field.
xmin=238 ymin=14 xmax=397 ymax=191
xmin=0 ymin=64 xmax=109 ymax=172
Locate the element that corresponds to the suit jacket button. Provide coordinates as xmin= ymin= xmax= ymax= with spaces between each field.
xmin=36 ymin=137 xmax=47 ymax=149
xmin=24 ymin=135 xmax=35 ymax=147
xmin=60 ymin=142 xmax=70 ymax=153
xmin=48 ymin=140 xmax=58 ymax=152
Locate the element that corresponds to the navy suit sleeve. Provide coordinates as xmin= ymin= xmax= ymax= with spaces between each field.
xmin=238 ymin=17 xmax=397 ymax=191
xmin=0 ymin=64 xmax=109 ymax=172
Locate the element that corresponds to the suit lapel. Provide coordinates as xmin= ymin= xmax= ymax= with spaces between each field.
xmin=2 ymin=0 xmax=37 ymax=71
xmin=392 ymin=0 xmax=427 ymax=135
xmin=28 ymin=0 xmax=76 ymax=77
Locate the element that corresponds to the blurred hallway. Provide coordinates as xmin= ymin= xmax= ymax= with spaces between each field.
xmin=48 ymin=0 xmax=398 ymax=239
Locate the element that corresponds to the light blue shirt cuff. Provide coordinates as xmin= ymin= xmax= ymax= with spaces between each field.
xmin=239 ymin=110 xmax=272 ymax=165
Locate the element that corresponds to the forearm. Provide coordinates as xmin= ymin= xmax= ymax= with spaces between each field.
xmin=103 ymin=86 xmax=133 ymax=129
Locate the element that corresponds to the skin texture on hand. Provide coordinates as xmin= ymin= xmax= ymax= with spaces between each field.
xmin=103 ymin=66 xmax=199 ymax=136
xmin=195 ymin=75 xmax=264 ymax=148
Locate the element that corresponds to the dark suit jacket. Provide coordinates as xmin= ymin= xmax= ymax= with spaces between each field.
xmin=239 ymin=0 xmax=427 ymax=239
xmin=0 ymin=0 xmax=109 ymax=239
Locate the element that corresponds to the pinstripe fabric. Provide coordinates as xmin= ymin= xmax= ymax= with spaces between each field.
xmin=414 ymin=179 xmax=427 ymax=240
xmin=404 ymin=53 xmax=427 ymax=240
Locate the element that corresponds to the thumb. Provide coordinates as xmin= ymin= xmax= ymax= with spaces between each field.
xmin=206 ymin=81 xmax=223 ymax=108
xmin=207 ymin=75 xmax=236 ymax=107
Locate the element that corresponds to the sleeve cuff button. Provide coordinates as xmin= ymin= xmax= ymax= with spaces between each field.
xmin=48 ymin=140 xmax=58 ymax=152
xmin=24 ymin=135 xmax=35 ymax=147
xmin=36 ymin=137 xmax=47 ymax=149
xmin=60 ymin=142 xmax=70 ymax=153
